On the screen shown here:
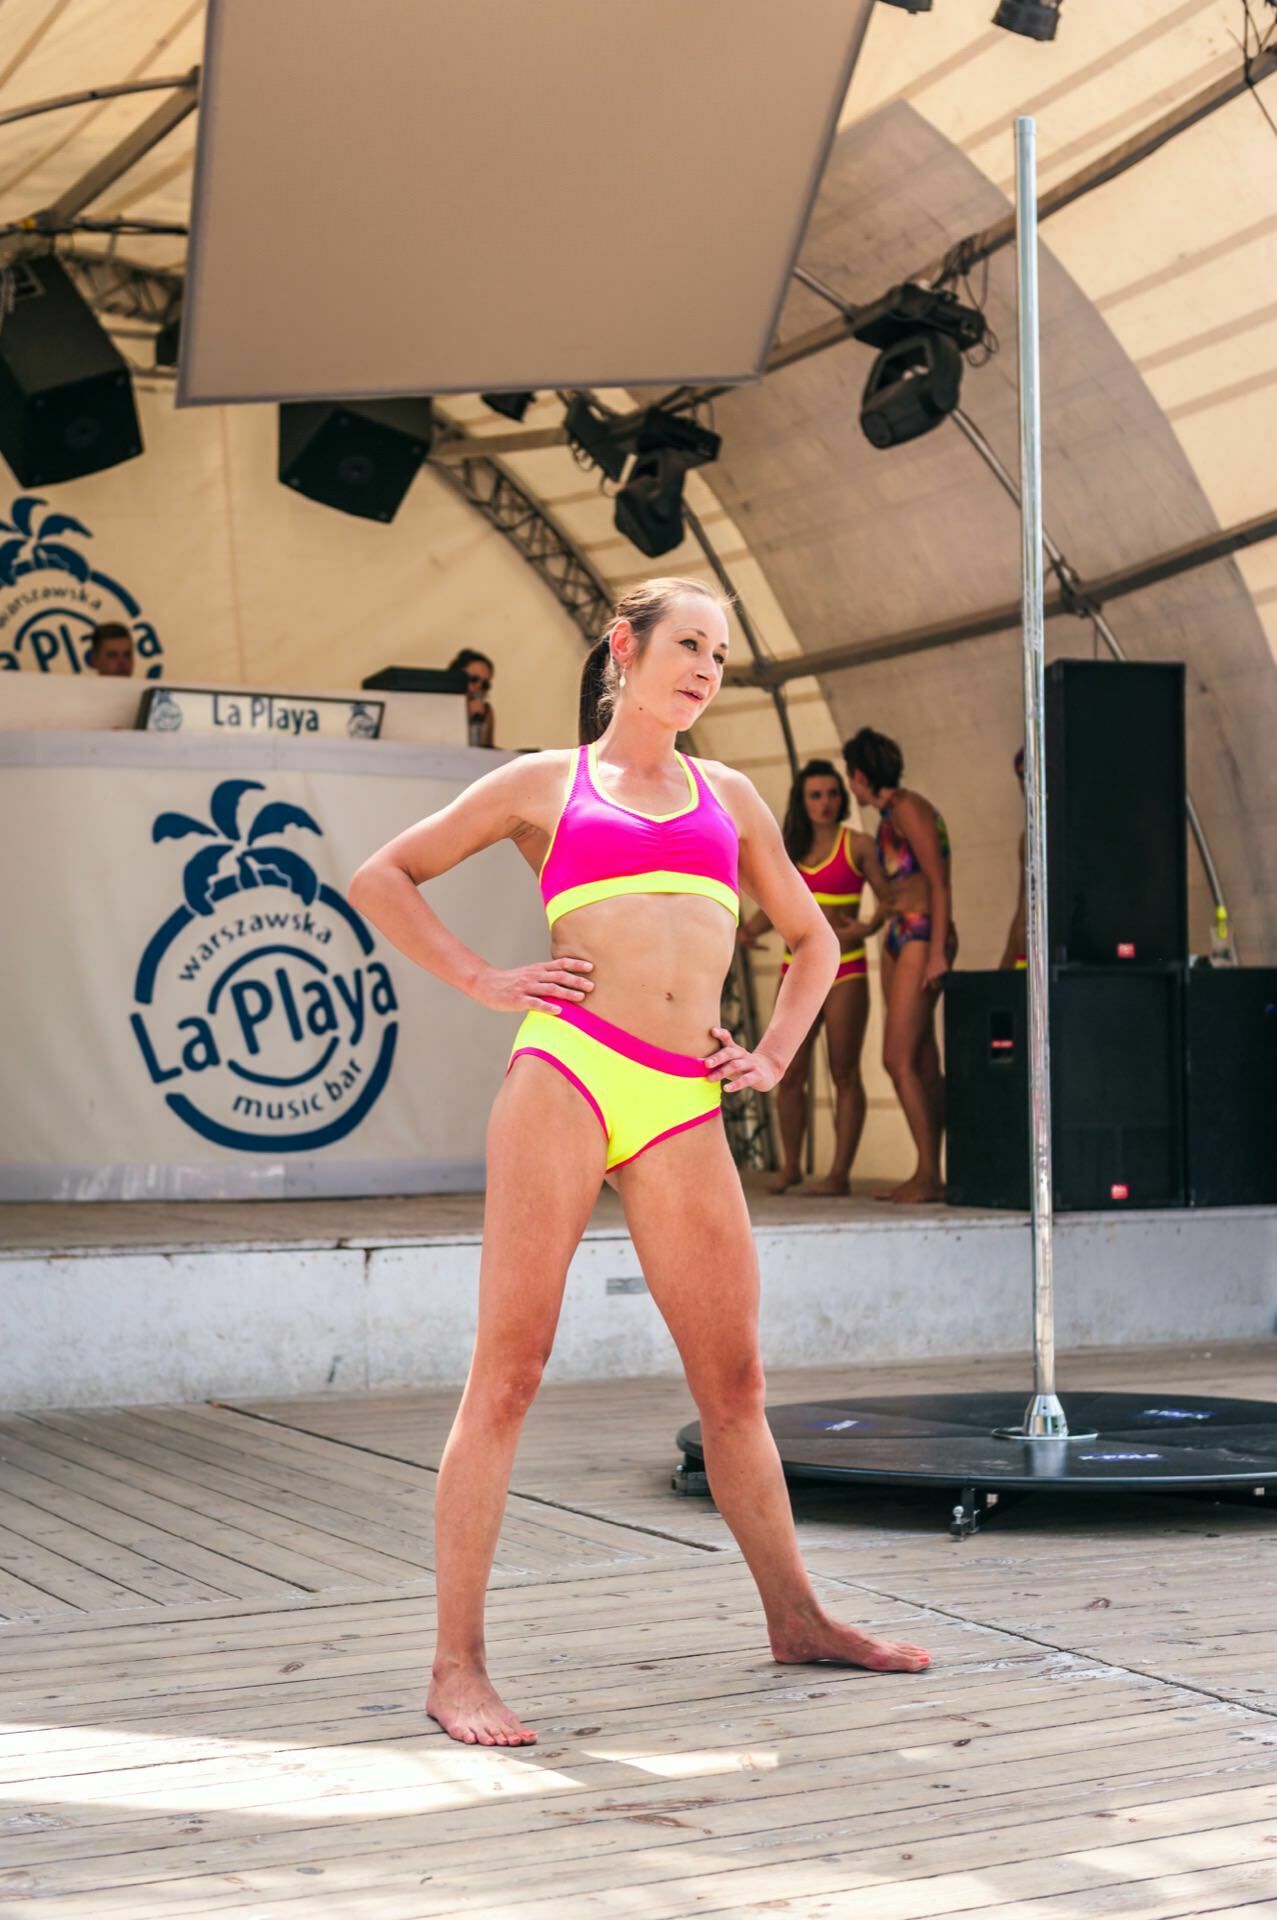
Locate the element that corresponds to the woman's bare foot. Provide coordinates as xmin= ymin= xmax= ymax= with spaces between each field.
xmin=426 ymin=1662 xmax=537 ymax=1746
xmin=766 ymin=1166 xmax=803 ymax=1195
xmin=873 ymin=1176 xmax=944 ymax=1204
xmin=770 ymin=1615 xmax=930 ymax=1673
xmin=797 ymin=1174 xmax=851 ymax=1197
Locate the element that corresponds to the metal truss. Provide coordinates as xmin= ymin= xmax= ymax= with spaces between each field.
xmin=61 ymin=249 xmax=183 ymax=329
xmin=432 ymin=453 xmax=614 ymax=643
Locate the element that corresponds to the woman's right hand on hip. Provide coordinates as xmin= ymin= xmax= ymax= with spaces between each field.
xmin=470 ymin=958 xmax=594 ymax=1014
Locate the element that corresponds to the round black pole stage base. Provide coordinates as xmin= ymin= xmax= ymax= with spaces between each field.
xmin=674 ymin=1391 xmax=1277 ymax=1539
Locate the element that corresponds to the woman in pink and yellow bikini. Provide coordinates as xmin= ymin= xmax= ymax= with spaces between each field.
xmin=350 ymin=578 xmax=930 ymax=1749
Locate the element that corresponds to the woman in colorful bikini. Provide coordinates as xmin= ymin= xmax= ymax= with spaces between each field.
xmin=739 ymin=759 xmax=891 ymax=1196
xmin=350 ymin=580 xmax=930 ymax=1748
xmin=842 ymin=727 xmax=956 ymax=1206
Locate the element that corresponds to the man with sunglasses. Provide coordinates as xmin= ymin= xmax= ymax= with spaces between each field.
xmin=449 ymin=648 xmax=496 ymax=748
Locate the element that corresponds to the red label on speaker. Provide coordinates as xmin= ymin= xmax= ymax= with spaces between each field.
xmin=1117 ymin=942 xmax=1136 ymax=959
xmin=1110 ymin=1182 xmax=1130 ymax=1201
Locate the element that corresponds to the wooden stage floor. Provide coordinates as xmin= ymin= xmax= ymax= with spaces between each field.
xmin=1 ymin=1342 xmax=1276 ymax=1917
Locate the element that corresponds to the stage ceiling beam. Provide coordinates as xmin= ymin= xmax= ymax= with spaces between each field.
xmin=0 ymin=71 xmax=199 ymax=265
xmin=723 ymin=509 xmax=1277 ymax=687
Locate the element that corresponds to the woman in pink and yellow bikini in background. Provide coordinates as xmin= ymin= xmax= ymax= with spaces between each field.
xmin=739 ymin=759 xmax=893 ymax=1195
xmin=350 ymin=579 xmax=929 ymax=1749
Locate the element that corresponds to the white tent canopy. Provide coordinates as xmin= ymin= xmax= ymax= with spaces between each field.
xmin=2 ymin=0 xmax=1274 ymax=1001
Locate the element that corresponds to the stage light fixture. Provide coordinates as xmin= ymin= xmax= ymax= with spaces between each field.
xmin=0 ymin=255 xmax=142 ymax=485
xmin=613 ymin=449 xmax=691 ymax=558
xmin=993 ymin=0 xmax=1062 ymax=39
xmin=480 ymin=390 xmax=535 ymax=421
xmin=847 ymin=283 xmax=986 ymax=450
xmin=612 ymin=409 xmax=722 ymax=559
xmin=860 ymin=332 xmax=963 ymax=448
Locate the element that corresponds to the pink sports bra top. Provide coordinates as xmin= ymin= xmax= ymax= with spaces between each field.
xmin=539 ymin=742 xmax=740 ymax=929
xmin=797 ymin=824 xmax=865 ymax=908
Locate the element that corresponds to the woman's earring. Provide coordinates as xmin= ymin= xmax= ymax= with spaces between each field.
xmin=619 ymin=671 xmax=626 ymax=689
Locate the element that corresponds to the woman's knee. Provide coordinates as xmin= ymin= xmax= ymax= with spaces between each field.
xmin=691 ymin=1351 xmax=769 ymax=1428
xmin=830 ymin=1063 xmax=864 ymax=1097
xmin=883 ymin=1041 xmax=913 ymax=1084
xmin=467 ymin=1350 xmax=547 ymax=1426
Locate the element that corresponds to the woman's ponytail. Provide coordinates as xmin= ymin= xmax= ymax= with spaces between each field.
xmin=578 ymin=635 xmax=613 ymax=745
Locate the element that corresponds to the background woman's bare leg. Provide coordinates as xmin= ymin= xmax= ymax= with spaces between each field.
xmin=767 ymin=1020 xmax=817 ymax=1192
xmin=618 ymin=1121 xmax=929 ymax=1672
xmin=878 ymin=943 xmax=944 ymax=1201
xmin=428 ymin=1058 xmax=606 ymax=1745
xmin=800 ymin=977 xmax=868 ymax=1194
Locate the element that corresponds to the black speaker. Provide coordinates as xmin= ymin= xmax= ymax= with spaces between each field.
xmin=278 ymin=399 xmax=434 ymax=522
xmin=945 ymin=967 xmax=1185 ymax=1211
xmin=0 ymin=256 xmax=142 ymax=485
xmin=1046 ymin=660 xmax=1186 ymax=966
xmin=1184 ymin=967 xmax=1277 ymax=1206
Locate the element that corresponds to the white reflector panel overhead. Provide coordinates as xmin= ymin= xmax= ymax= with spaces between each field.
xmin=180 ymin=0 xmax=872 ymax=405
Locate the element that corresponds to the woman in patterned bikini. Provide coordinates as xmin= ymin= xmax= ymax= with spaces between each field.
xmin=739 ymin=759 xmax=891 ymax=1195
xmin=351 ymin=581 xmax=930 ymax=1750
xmin=843 ymin=727 xmax=956 ymax=1205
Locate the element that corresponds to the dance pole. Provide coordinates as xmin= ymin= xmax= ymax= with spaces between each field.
xmin=996 ymin=116 xmax=1092 ymax=1446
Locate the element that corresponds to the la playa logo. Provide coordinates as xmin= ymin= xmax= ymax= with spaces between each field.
xmin=130 ymin=779 xmax=398 ymax=1152
xmin=0 ymin=493 xmax=165 ymax=678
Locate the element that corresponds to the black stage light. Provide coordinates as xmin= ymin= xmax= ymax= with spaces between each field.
xmin=614 ymin=449 xmax=690 ymax=558
xmin=848 ymin=283 xmax=986 ymax=450
xmin=993 ymin=0 xmax=1062 ymax=39
xmin=278 ymin=398 xmax=434 ymax=522
xmin=0 ymin=255 xmax=142 ymax=485
xmin=860 ymin=331 xmax=963 ymax=448
xmin=480 ymin=390 xmax=535 ymax=421
xmin=613 ymin=409 xmax=722 ymax=558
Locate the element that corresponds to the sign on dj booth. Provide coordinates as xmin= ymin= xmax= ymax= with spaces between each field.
xmin=0 ymin=731 xmax=544 ymax=1200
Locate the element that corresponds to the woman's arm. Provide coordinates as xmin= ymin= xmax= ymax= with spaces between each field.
xmin=842 ymin=830 xmax=891 ymax=939
xmin=737 ymin=906 xmax=773 ymax=949
xmin=998 ymin=831 xmax=1027 ymax=969
xmin=703 ymin=769 xmax=838 ymax=1092
xmin=894 ymin=794 xmax=952 ymax=987
xmin=347 ymin=753 xmax=592 ymax=1015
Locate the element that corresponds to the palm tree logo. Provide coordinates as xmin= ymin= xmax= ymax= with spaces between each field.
xmin=153 ymin=778 xmax=323 ymax=916
xmin=0 ymin=495 xmax=97 ymax=586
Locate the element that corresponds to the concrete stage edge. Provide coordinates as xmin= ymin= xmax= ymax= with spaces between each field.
xmin=2 ymin=1187 xmax=1274 ymax=1410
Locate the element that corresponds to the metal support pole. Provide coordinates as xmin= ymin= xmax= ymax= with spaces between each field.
xmin=996 ymin=118 xmax=1089 ymax=1445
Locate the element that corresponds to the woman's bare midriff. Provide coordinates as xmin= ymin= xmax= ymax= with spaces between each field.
xmin=550 ymin=893 xmax=737 ymax=1056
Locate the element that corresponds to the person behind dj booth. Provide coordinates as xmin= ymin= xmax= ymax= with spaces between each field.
xmin=449 ymin=648 xmax=496 ymax=748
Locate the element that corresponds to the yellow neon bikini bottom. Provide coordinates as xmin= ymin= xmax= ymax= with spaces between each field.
xmin=507 ymin=1004 xmax=722 ymax=1171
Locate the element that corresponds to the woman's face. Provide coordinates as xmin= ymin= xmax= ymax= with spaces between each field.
xmin=617 ymin=593 xmax=729 ymax=729
xmin=803 ymin=775 xmax=844 ymax=826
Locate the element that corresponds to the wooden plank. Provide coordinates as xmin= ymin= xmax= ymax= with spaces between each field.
xmin=9 ymin=1751 xmax=1277 ymax=1908
xmin=0 ymin=1442 xmax=303 ymax=1603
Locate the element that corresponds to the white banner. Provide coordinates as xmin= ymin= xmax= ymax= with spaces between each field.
xmin=1 ymin=733 xmax=545 ymax=1199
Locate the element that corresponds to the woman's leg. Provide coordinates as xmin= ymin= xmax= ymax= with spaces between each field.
xmin=618 ymin=1121 xmax=929 ymax=1671
xmin=427 ymin=1057 xmax=607 ymax=1746
xmin=799 ymin=977 xmax=869 ymax=1196
xmin=878 ymin=941 xmax=944 ymax=1202
xmin=767 ymin=1017 xmax=817 ymax=1194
